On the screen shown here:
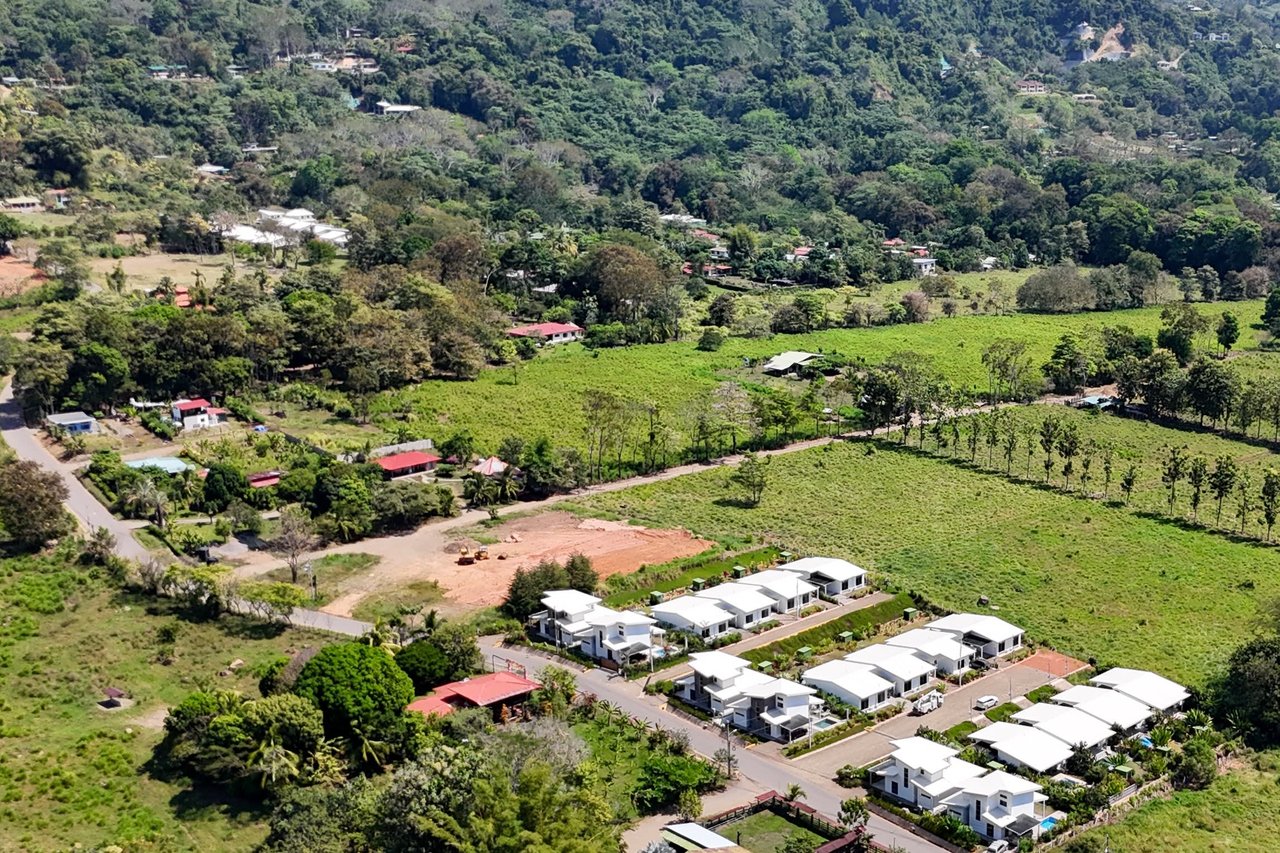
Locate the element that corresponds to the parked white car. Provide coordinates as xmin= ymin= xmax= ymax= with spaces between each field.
xmin=974 ymin=694 xmax=999 ymax=711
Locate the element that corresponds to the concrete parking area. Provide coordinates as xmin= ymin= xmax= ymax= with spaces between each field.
xmin=791 ymin=651 xmax=1085 ymax=776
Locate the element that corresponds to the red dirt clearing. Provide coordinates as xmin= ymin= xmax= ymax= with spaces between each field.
xmin=437 ymin=511 xmax=715 ymax=607
xmin=0 ymin=256 xmax=46 ymax=296
xmin=1022 ymin=648 xmax=1089 ymax=678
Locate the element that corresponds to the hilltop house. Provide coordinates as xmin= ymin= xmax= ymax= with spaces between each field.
xmin=1051 ymin=685 xmax=1152 ymax=732
xmin=1016 ymin=80 xmax=1047 ymax=95
xmin=532 ymin=590 xmax=662 ymax=667
xmin=736 ymin=569 xmax=819 ymax=614
xmin=45 ymin=411 xmax=96 ymax=435
xmin=694 ymin=583 xmax=776 ymax=629
xmin=1089 ymin=668 xmax=1189 ymax=712
xmin=940 ymin=770 xmax=1048 ymax=844
xmin=912 ymin=257 xmax=939 ymax=277
xmin=925 ymin=613 xmax=1024 ymax=659
xmin=777 ymin=556 xmax=867 ymax=597
xmin=844 ymin=644 xmax=936 ymax=695
xmin=969 ymin=722 xmax=1074 ymax=773
xmin=1010 ymin=703 xmax=1116 ymax=755
xmin=375 ymin=451 xmax=440 ymax=478
xmin=676 ymin=651 xmax=823 ymax=741
xmin=172 ymin=398 xmax=226 ymax=431
xmin=407 ymin=671 xmax=540 ymax=719
xmin=2 ymin=196 xmax=42 ymax=212
xmin=884 ymin=628 xmax=975 ymax=675
xmin=869 ymin=736 xmax=987 ymax=809
xmin=761 ymin=351 xmax=821 ymax=376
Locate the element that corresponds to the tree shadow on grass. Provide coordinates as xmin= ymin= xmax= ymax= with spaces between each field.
xmin=713 ymin=497 xmax=759 ymax=509
xmin=1132 ymin=510 xmax=1278 ymax=548
xmin=215 ymin=613 xmax=288 ymax=640
xmin=166 ymin=781 xmax=274 ymax=823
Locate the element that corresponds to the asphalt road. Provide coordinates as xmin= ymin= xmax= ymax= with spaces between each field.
xmin=482 ymin=638 xmax=947 ymax=853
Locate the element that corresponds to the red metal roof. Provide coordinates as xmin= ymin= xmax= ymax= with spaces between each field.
xmin=247 ymin=471 xmax=282 ymax=488
xmin=174 ymin=399 xmax=211 ymax=412
xmin=406 ymin=672 xmax=540 ymax=718
xmin=376 ymin=450 xmax=441 ymax=472
xmin=506 ymin=322 xmax=584 ymax=338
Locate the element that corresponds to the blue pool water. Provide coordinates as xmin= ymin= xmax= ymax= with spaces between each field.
xmin=1040 ymin=817 xmax=1059 ymax=832
xmin=812 ymin=719 xmax=837 ymax=731
xmin=1139 ymin=735 xmax=1153 ymax=748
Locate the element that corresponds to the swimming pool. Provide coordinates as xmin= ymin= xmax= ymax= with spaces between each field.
xmin=812 ymin=718 xmax=838 ymax=731
xmin=1040 ymin=817 xmax=1059 ymax=832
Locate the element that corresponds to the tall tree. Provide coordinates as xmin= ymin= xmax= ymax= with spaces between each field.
xmin=0 ymin=461 xmax=72 ymax=552
xmin=1162 ymin=445 xmax=1188 ymax=515
xmin=1209 ymin=456 xmax=1239 ymax=525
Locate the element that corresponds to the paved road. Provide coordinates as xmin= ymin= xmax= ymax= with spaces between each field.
xmin=0 ymin=381 xmax=151 ymax=562
xmin=482 ymin=638 xmax=946 ymax=853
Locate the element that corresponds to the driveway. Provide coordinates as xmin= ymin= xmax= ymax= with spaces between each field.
xmin=793 ymin=651 xmax=1082 ymax=776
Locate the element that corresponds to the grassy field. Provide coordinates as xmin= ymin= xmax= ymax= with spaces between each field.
xmin=717 ymin=809 xmax=828 ymax=852
xmin=351 ymin=578 xmax=446 ymax=623
xmin=0 ymin=553 xmax=334 ymax=851
xmin=569 ymin=438 xmax=1279 ymax=686
xmin=0 ymin=306 xmax=39 ymax=333
xmin=1069 ymin=753 xmax=1280 ymax=852
xmin=263 ymin=552 xmax=380 ymax=607
xmin=372 ymin=300 xmax=1264 ymax=453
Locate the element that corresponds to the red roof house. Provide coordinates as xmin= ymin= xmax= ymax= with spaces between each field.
xmin=174 ymin=398 xmax=211 ymax=413
xmin=247 ymin=470 xmax=282 ymax=489
xmin=375 ymin=450 xmax=441 ymax=476
xmin=505 ymin=322 xmax=585 ymax=344
xmin=407 ymin=671 xmax=541 ymax=718
xmin=472 ymin=456 xmax=509 ymax=477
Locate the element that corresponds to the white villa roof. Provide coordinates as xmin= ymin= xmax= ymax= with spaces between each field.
xmin=916 ymin=757 xmax=989 ymax=797
xmin=970 ymin=723 xmax=1073 ymax=772
xmin=845 ymin=644 xmax=936 ymax=681
xmin=741 ymin=676 xmax=815 ymax=700
xmin=1053 ymin=685 xmax=1153 ymax=729
xmin=651 ymin=596 xmax=733 ymax=629
xmin=885 ymin=736 xmax=959 ymax=774
xmin=46 ymin=411 xmax=95 ymax=425
xmin=762 ymin=351 xmax=820 ymax=372
xmin=885 ymin=628 xmax=975 ymax=661
xmin=584 ymin=606 xmax=654 ymax=628
xmin=540 ymin=589 xmax=602 ymax=614
xmin=664 ymin=822 xmax=736 ymax=849
xmin=695 ymin=582 xmax=776 ymax=614
xmin=737 ymin=569 xmax=819 ymax=600
xmin=957 ymin=769 xmax=1042 ymax=798
xmin=926 ymin=613 xmax=1023 ymax=644
xmin=707 ymin=667 xmax=773 ymax=702
xmin=1089 ymin=668 xmax=1190 ymax=712
xmin=1011 ymin=704 xmax=1115 ymax=749
xmin=778 ymin=556 xmax=867 ymax=583
xmin=687 ymin=651 xmax=752 ymax=681
xmin=802 ymin=659 xmax=894 ymax=700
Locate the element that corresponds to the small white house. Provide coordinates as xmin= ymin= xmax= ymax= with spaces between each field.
xmin=45 ymin=411 xmax=97 ymax=435
xmin=172 ymin=398 xmax=224 ymax=431
xmin=1089 ymin=668 xmax=1189 ymax=713
xmin=845 ymin=644 xmax=937 ymax=695
xmin=940 ymin=770 xmax=1047 ymax=844
xmin=912 ymin=257 xmax=938 ymax=277
xmin=533 ymin=589 xmax=603 ymax=647
xmin=777 ymin=556 xmax=867 ymax=597
xmin=1011 ymin=703 xmax=1115 ymax=754
xmin=1051 ymin=685 xmax=1152 ymax=731
xmin=801 ymin=659 xmax=895 ymax=712
xmin=650 ymin=595 xmax=734 ymax=641
xmin=926 ymin=613 xmax=1024 ymax=659
xmin=969 ymin=722 xmax=1074 ymax=773
xmin=532 ymin=589 xmax=661 ymax=666
xmin=677 ymin=652 xmax=822 ymax=740
xmin=694 ymin=583 xmax=776 ymax=629
xmin=885 ymin=628 xmax=974 ymax=675
xmin=869 ymin=736 xmax=987 ymax=809
xmin=736 ymin=569 xmax=819 ymax=614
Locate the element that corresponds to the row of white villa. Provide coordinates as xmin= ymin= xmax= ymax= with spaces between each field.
xmin=869 ymin=668 xmax=1190 ymax=845
xmin=802 ymin=612 xmax=1026 ymax=713
xmin=651 ymin=557 xmax=868 ymax=639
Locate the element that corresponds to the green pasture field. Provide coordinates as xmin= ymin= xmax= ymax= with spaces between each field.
xmin=1069 ymin=752 xmax=1280 ymax=853
xmin=0 ymin=553 xmax=333 ymax=852
xmin=262 ymin=552 xmax=380 ymax=607
xmin=568 ymin=438 xmax=1278 ymax=686
xmin=377 ymin=300 xmax=1265 ymax=453
xmin=717 ymin=809 xmax=828 ymax=852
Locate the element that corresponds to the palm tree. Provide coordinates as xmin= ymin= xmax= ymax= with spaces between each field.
xmin=783 ymin=783 xmax=806 ymax=803
xmin=463 ymin=472 xmax=497 ymax=506
xmin=247 ymin=736 xmax=300 ymax=789
xmin=123 ymin=477 xmax=170 ymax=529
xmin=495 ymin=468 xmax=522 ymax=502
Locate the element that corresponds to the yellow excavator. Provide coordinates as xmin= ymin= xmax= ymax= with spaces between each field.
xmin=457 ymin=545 xmax=475 ymax=565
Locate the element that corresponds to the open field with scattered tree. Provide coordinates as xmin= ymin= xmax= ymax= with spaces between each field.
xmin=570 ymin=438 xmax=1279 ymax=685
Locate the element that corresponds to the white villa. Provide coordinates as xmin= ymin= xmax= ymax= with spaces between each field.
xmin=1089 ymin=668 xmax=1190 ymax=713
xmin=926 ymin=613 xmax=1025 ymax=659
xmin=172 ymin=398 xmax=224 ymax=431
xmin=885 ymin=628 xmax=975 ymax=674
xmin=970 ymin=722 xmax=1074 ymax=773
xmin=871 ymin=738 xmax=1051 ymax=845
xmin=532 ymin=590 xmax=662 ymax=667
xmin=801 ymin=658 xmax=896 ymax=712
xmin=777 ymin=556 xmax=867 ymax=597
xmin=676 ymin=651 xmax=825 ymax=741
xmin=650 ymin=595 xmax=734 ymax=641
xmin=845 ymin=644 xmax=937 ymax=695
xmin=737 ymin=569 xmax=819 ymax=614
xmin=1051 ymin=685 xmax=1153 ymax=732
xmin=1010 ymin=704 xmax=1115 ymax=755
xmin=694 ymin=583 xmax=776 ymax=629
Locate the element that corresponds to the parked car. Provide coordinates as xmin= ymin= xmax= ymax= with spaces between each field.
xmin=972 ymin=658 xmax=992 ymax=671
xmin=986 ymin=841 xmax=1011 ymax=853
xmin=974 ymin=694 xmax=999 ymax=711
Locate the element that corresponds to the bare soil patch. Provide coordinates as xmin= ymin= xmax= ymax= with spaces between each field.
xmin=0 ymin=256 xmax=47 ymax=296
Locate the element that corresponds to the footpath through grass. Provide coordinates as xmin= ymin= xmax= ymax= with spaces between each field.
xmin=377 ymin=301 xmax=1264 ymax=452
xmin=569 ymin=438 xmax=1278 ymax=686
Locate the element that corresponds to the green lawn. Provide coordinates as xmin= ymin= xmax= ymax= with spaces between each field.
xmin=351 ymin=579 xmax=446 ymax=623
xmin=1068 ymin=752 xmax=1280 ymax=853
xmin=569 ymin=438 xmax=1279 ymax=686
xmin=367 ymin=301 xmax=1265 ymax=453
xmin=603 ymin=546 xmax=778 ymax=607
xmin=984 ymin=702 xmax=1021 ymax=723
xmin=717 ymin=809 xmax=828 ymax=852
xmin=0 ymin=553 xmax=334 ymax=851
xmin=263 ymin=552 xmax=380 ymax=607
